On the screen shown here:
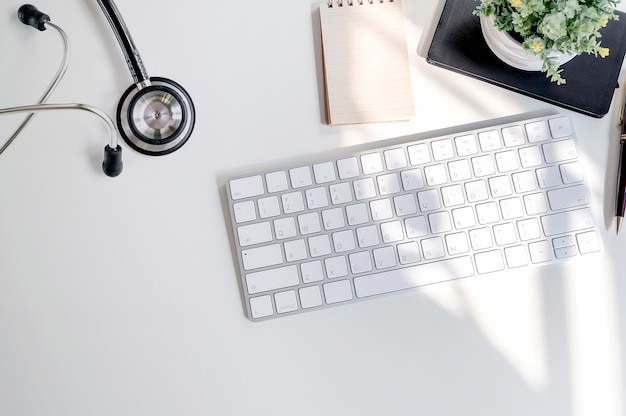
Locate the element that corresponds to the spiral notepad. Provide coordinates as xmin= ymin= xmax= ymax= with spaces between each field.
xmin=319 ymin=0 xmax=415 ymax=125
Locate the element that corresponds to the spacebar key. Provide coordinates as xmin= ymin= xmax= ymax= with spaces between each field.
xmin=354 ymin=256 xmax=474 ymax=298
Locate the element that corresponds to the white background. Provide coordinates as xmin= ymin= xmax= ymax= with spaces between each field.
xmin=0 ymin=1 xmax=625 ymax=415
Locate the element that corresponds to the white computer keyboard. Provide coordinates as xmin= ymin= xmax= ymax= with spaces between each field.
xmin=226 ymin=114 xmax=602 ymax=321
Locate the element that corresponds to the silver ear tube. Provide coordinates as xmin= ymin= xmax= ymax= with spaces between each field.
xmin=0 ymin=103 xmax=118 ymax=149
xmin=0 ymin=103 xmax=123 ymax=177
xmin=0 ymin=20 xmax=69 ymax=155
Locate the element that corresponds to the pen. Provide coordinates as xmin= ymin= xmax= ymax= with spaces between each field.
xmin=616 ymin=104 xmax=626 ymax=234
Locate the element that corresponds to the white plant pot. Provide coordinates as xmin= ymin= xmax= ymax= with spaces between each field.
xmin=479 ymin=15 xmax=575 ymax=71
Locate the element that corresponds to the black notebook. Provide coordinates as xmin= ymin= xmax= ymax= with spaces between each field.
xmin=427 ymin=0 xmax=626 ymax=118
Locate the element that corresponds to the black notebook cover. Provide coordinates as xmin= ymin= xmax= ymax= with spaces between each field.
xmin=427 ymin=0 xmax=626 ymax=118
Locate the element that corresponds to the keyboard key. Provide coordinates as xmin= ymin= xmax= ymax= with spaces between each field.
xmin=452 ymin=206 xmax=476 ymax=229
xmin=337 ymin=157 xmax=360 ymax=179
xmin=258 ymin=196 xmax=281 ymax=219
xmin=299 ymin=286 xmax=323 ymax=309
xmin=448 ymin=159 xmax=472 ymax=181
xmin=432 ymin=138 xmax=455 ymax=161
xmin=398 ymin=241 xmax=421 ymax=264
xmin=469 ymin=227 xmax=493 ymax=251
xmin=512 ymin=171 xmax=536 ymax=193
xmin=525 ymin=121 xmax=550 ymax=143
xmin=324 ymin=280 xmax=354 ymax=304
xmin=332 ymin=230 xmax=356 ymax=252
xmin=548 ymin=117 xmax=572 ymax=138
xmin=560 ymin=162 xmax=584 ymax=184
xmin=306 ymin=187 xmax=329 ymax=209
xmin=417 ymin=189 xmax=441 ymax=211
xmin=519 ymin=146 xmax=543 ymax=168
xmin=576 ymin=231 xmax=601 ymax=254
xmin=266 ymin=171 xmax=288 ymax=193
xmin=346 ymin=203 xmax=369 ymax=225
xmin=536 ymin=166 xmax=562 ymax=188
xmin=301 ymin=261 xmax=324 ymax=283
xmin=361 ymin=152 xmax=384 ymax=174
xmin=325 ymin=256 xmax=349 ymax=278
xmin=285 ymin=239 xmax=307 ymax=262
xmin=547 ymin=184 xmax=590 ymax=210
xmin=422 ymin=237 xmax=445 ymax=260
xmin=401 ymin=168 xmax=425 ymax=190
xmin=542 ymin=139 xmax=577 ymax=164
xmin=370 ymin=199 xmax=393 ymax=221
xmin=298 ymin=212 xmax=321 ymax=235
xmin=274 ymin=217 xmax=297 ymax=239
xmin=242 ymin=244 xmax=284 ymax=270
xmin=441 ymin=184 xmax=465 ymax=207
xmin=230 ymin=175 xmax=264 ymax=200
xmin=529 ymin=240 xmax=553 ymax=263
xmin=408 ymin=143 xmax=431 ymax=165
xmin=518 ymin=218 xmax=542 ymax=241
xmin=250 ymin=295 xmax=273 ymax=319
xmin=495 ymin=150 xmax=519 ymax=172
xmin=502 ymin=125 xmax=525 ymax=147
xmin=478 ymin=130 xmax=501 ymax=151
xmin=309 ymin=235 xmax=331 ymax=257
xmin=475 ymin=250 xmax=505 ymax=274
xmin=354 ymin=178 xmax=377 ymax=200
xmin=380 ymin=221 xmax=404 ymax=243
xmin=472 ymin=154 xmax=496 ymax=177
xmin=541 ymin=207 xmax=595 ymax=236
xmin=504 ymin=245 xmax=529 ymax=268
xmin=349 ymin=251 xmax=373 ymax=273
xmin=246 ymin=265 xmax=298 ymax=294
xmin=523 ymin=193 xmax=548 ymax=215
xmin=289 ymin=166 xmax=312 ymax=188
xmin=322 ymin=207 xmax=345 ymax=230
xmin=282 ymin=191 xmax=305 ymax=213
xmin=393 ymin=194 xmax=418 ymax=216
xmin=313 ymin=162 xmax=337 ymax=183
xmin=373 ymin=246 xmax=397 ymax=269
xmin=425 ymin=164 xmax=448 ymax=186
xmin=384 ymin=148 xmax=408 ymax=170
xmin=234 ymin=200 xmax=257 ymax=223
xmin=465 ymin=180 xmax=489 ymax=202
xmin=445 ymin=232 xmax=470 ymax=255
xmin=405 ymin=216 xmax=429 ymax=238
xmin=330 ymin=182 xmax=352 ymax=205
xmin=356 ymin=225 xmax=380 ymax=248
xmin=377 ymin=173 xmax=401 ymax=195
xmin=354 ymin=256 xmax=474 ymax=298
xmin=237 ymin=222 xmax=272 ymax=247
xmin=275 ymin=290 xmax=298 ymax=314
xmin=455 ymin=134 xmax=478 ymax=156
xmin=493 ymin=222 xmax=518 ymax=245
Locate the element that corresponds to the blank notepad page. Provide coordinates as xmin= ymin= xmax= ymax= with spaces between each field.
xmin=320 ymin=0 xmax=415 ymax=125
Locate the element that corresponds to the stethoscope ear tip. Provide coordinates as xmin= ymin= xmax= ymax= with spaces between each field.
xmin=103 ymin=145 xmax=123 ymax=177
xmin=18 ymin=4 xmax=50 ymax=31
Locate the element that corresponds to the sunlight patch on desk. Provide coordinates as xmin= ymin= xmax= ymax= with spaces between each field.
xmin=443 ymin=272 xmax=549 ymax=392
xmin=564 ymin=259 xmax=624 ymax=416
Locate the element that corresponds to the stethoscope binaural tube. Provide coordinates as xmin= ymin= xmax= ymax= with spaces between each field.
xmin=95 ymin=0 xmax=195 ymax=156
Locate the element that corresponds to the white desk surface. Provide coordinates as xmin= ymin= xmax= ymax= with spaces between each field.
xmin=1 ymin=1 xmax=625 ymax=415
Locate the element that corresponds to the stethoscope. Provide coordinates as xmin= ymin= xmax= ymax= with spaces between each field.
xmin=0 ymin=1 xmax=196 ymax=176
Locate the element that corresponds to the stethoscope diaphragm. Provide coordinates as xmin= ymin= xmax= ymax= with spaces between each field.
xmin=117 ymin=77 xmax=195 ymax=156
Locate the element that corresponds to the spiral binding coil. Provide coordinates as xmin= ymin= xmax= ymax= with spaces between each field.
xmin=326 ymin=0 xmax=394 ymax=7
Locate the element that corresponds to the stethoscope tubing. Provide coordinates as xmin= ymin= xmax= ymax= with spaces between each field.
xmin=95 ymin=0 xmax=149 ymax=84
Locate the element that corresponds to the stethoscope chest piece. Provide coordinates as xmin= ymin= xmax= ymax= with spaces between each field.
xmin=118 ymin=77 xmax=195 ymax=156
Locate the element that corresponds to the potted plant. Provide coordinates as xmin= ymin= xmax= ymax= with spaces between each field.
xmin=474 ymin=0 xmax=622 ymax=84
